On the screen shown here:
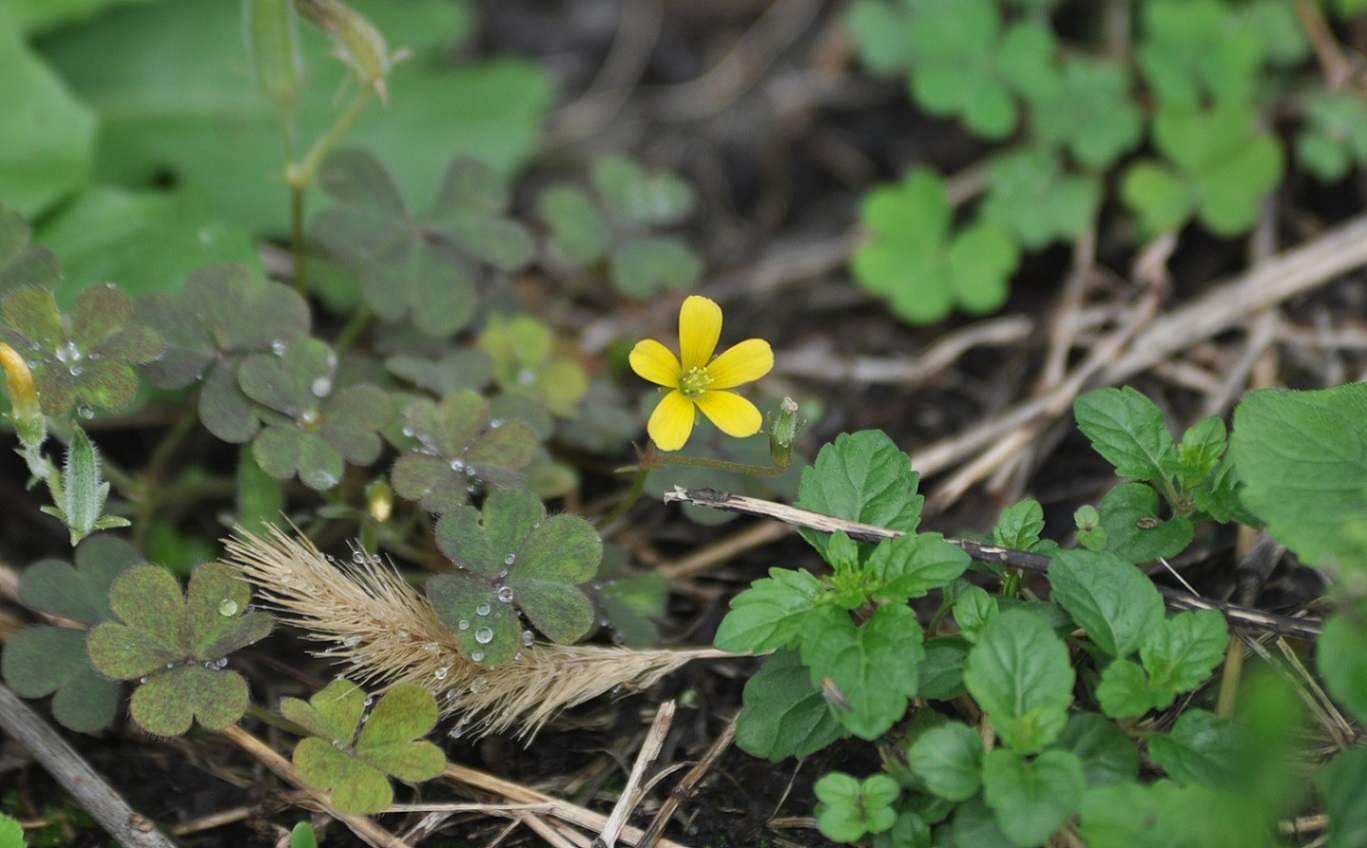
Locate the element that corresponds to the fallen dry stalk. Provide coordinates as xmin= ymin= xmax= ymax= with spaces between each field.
xmin=224 ymin=527 xmax=729 ymax=737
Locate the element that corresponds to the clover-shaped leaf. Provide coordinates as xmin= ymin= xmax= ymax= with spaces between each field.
xmin=137 ymin=264 xmax=311 ymax=442
xmin=238 ymin=339 xmax=392 ymax=490
xmin=313 ymin=150 xmax=532 ymax=337
xmin=87 ymin=563 xmax=272 ymax=736
xmin=0 ymin=203 xmax=60 ymax=295
xmin=1121 ymin=104 xmax=1283 ymax=237
xmin=428 ymin=488 xmax=601 ymax=665
xmin=1 ymin=535 xmax=143 ymax=732
xmin=384 ymin=348 xmax=493 ymax=396
xmin=537 ymin=154 xmax=701 ymax=298
xmin=1025 ymin=57 xmax=1142 ymax=170
xmin=0 ymin=284 xmax=163 ymax=416
xmin=903 ymin=1 xmax=1055 ymax=139
xmin=282 ymin=679 xmax=445 ymax=816
xmin=477 ymin=314 xmax=588 ymax=417
xmin=980 ymin=148 xmax=1101 ymax=251
xmin=850 ymin=170 xmax=1019 ymax=324
xmin=1137 ymin=0 xmax=1265 ymax=110
xmin=1298 ymin=92 xmax=1367 ymax=183
xmin=391 ymin=390 xmax=539 ymax=513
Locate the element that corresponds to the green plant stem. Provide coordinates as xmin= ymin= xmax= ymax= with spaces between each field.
xmin=1215 ymin=635 xmax=1244 ymax=718
xmin=597 ymin=462 xmax=650 ymax=530
xmin=284 ymin=85 xmax=374 ymax=296
xmin=634 ymin=451 xmax=789 ymax=477
xmin=132 ymin=404 xmax=203 ymax=544
xmin=331 ymin=304 xmax=373 ymax=355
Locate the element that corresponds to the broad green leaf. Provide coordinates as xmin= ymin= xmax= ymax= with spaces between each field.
xmin=1317 ymin=612 xmax=1367 ymax=724
xmin=918 ymin=635 xmax=970 ymax=700
xmin=951 ymin=581 xmax=999 ymax=643
xmin=799 ymin=604 xmax=923 ymax=739
xmin=294 ymin=737 xmax=391 ymax=814
xmin=1231 ymin=384 xmax=1367 ymax=571
xmin=40 ymin=0 xmax=550 ymax=233
xmin=538 ymin=185 xmax=611 ymax=264
xmin=1026 ymin=56 xmax=1141 ymax=170
xmin=867 ymin=532 xmax=969 ymax=602
xmin=1147 ymin=709 xmax=1238 ymax=786
xmin=979 ymin=147 xmax=1101 ymax=250
xmin=735 ymin=649 xmax=848 ymax=760
xmin=591 ymin=155 xmax=695 ymax=227
xmin=1316 ymin=747 xmax=1367 ymax=848
xmin=963 ymin=608 xmax=1073 ymax=752
xmin=0 ymin=6 xmax=96 ymax=217
xmin=1140 ymin=609 xmax=1229 ymax=694
xmin=907 ymin=722 xmax=983 ymax=801
xmin=1074 ymin=387 xmax=1177 ymax=482
xmin=1098 ymin=483 xmax=1193 ymax=562
xmin=1095 ymin=658 xmax=1165 ymax=718
xmin=1076 ymin=782 xmax=1171 ymax=848
xmin=796 ymin=430 xmax=923 ymax=559
xmin=982 ymin=748 xmax=1084 ymax=847
xmin=713 ymin=567 xmax=827 ymax=653
xmin=1055 ymin=712 xmax=1140 ymax=787
xmin=355 ymin=684 xmax=445 ymax=782
xmin=1048 ymin=548 xmax=1164 ymax=658
xmin=950 ymin=794 xmax=1017 ymax=848
xmin=609 ymin=236 xmax=702 ymax=298
xmin=992 ymin=499 xmax=1045 ymax=550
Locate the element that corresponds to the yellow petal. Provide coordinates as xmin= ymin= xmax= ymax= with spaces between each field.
xmin=647 ymin=390 xmax=697 ymax=451
xmin=706 ymin=339 xmax=773 ymax=389
xmin=694 ymin=390 xmax=763 ymax=438
xmin=678 ymin=295 xmax=721 ymax=370
xmin=629 ymin=338 xmax=682 ymax=388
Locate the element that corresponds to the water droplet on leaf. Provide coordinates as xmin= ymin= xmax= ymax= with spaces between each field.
xmin=475 ymin=627 xmax=493 ymax=644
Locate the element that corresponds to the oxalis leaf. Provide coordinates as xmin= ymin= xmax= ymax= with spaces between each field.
xmin=2 ymin=535 xmax=143 ymax=732
xmin=281 ymin=679 xmax=445 ymax=816
xmin=428 ymin=488 xmax=600 ymax=664
xmin=795 ymin=429 xmax=923 ymax=561
xmin=87 ymin=563 xmax=272 ymax=735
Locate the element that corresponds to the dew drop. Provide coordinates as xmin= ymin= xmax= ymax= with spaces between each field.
xmin=470 ymin=677 xmax=488 ymax=694
xmin=78 ymin=404 xmax=95 ymax=420
xmin=271 ymin=339 xmax=287 ymax=355
xmin=457 ymin=619 xmax=470 ymax=631
xmin=396 ymin=627 xmax=410 ymax=640
xmin=475 ymin=627 xmax=493 ymax=644
xmin=503 ymin=554 xmax=515 ymax=566
xmin=69 ymin=365 xmax=83 ymax=377
xmin=450 ymin=459 xmax=465 ymax=472
xmin=422 ymin=642 xmax=440 ymax=653
xmin=489 ymin=418 xmax=504 ymax=428
xmin=476 ymin=603 xmax=491 ymax=616
xmin=342 ymin=634 xmax=362 ymax=647
xmin=353 ymin=551 xmax=367 ymax=564
xmin=513 ymin=652 xmax=521 ymax=661
xmin=363 ymin=696 xmax=374 ymax=708
xmin=471 ymin=651 xmax=485 ymax=663
xmin=521 ymin=630 xmax=534 ymax=647
xmin=434 ymin=665 xmax=449 ymax=680
xmin=516 ymin=367 xmax=536 ymax=386
xmin=496 ymin=586 xmax=514 ymax=603
xmin=218 ymin=598 xmax=238 ymax=616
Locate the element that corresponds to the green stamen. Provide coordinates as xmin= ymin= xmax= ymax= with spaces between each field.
xmin=678 ymin=365 xmax=713 ymax=399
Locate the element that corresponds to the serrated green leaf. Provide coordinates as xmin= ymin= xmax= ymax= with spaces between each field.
xmin=800 ymin=604 xmax=922 ymax=739
xmin=919 ymin=635 xmax=970 ymax=700
xmin=1316 ymin=747 xmax=1367 ymax=848
xmin=735 ymin=649 xmax=848 ymax=760
xmin=951 ymin=581 xmax=999 ymax=643
xmin=867 ymin=532 xmax=969 ymax=602
xmin=1099 ymin=482 xmax=1193 ymax=562
xmin=1147 ymin=708 xmax=1238 ymax=786
xmin=714 ymin=567 xmax=828 ymax=653
xmin=1055 ymin=711 xmax=1140 ymax=787
xmin=993 ymin=499 xmax=1045 ymax=550
xmin=796 ymin=430 xmax=922 ymax=560
xmin=1140 ymin=609 xmax=1229 ymax=694
xmin=1231 ymin=384 xmax=1367 ymax=570
xmin=1075 ymin=387 xmax=1177 ymax=482
xmin=1049 ymin=549 xmax=1164 ymax=658
xmin=907 ymin=722 xmax=983 ymax=801
xmin=963 ymin=608 xmax=1073 ymax=752
xmin=1095 ymin=658 xmax=1163 ymax=718
xmin=982 ymin=748 xmax=1084 ymax=846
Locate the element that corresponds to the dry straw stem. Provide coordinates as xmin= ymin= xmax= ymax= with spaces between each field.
xmin=223 ymin=526 xmax=729 ymax=737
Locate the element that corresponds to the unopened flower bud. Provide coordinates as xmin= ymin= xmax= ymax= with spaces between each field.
xmin=768 ymin=396 xmax=802 ymax=469
xmin=0 ymin=342 xmax=45 ymax=451
xmin=296 ymin=0 xmax=395 ymax=102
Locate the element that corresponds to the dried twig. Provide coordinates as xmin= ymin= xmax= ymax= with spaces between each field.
xmin=597 ymin=700 xmax=676 ymax=848
xmin=662 ymin=487 xmax=1323 ymax=641
xmin=0 ymin=683 xmax=179 ymax=848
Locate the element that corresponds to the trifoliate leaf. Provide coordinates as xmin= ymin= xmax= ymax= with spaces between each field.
xmin=814 ymin=772 xmax=900 ymax=843
xmin=980 ymin=147 xmax=1100 ymax=250
xmin=1026 ymin=57 xmax=1142 ymax=169
xmin=477 ymin=314 xmax=588 ymax=417
xmin=1137 ymin=0 xmax=1265 ymax=109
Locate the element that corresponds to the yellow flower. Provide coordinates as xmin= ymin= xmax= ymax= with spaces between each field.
xmin=629 ymin=296 xmax=773 ymax=451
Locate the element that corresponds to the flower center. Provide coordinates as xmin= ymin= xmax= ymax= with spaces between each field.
xmin=677 ymin=365 xmax=713 ymax=399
